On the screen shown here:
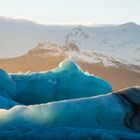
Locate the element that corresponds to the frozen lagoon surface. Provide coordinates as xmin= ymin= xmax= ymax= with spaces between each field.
xmin=0 ymin=59 xmax=140 ymax=140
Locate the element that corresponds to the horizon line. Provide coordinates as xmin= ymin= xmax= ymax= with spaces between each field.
xmin=0 ymin=14 xmax=139 ymax=27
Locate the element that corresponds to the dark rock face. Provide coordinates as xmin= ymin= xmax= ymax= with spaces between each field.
xmin=114 ymin=86 xmax=140 ymax=132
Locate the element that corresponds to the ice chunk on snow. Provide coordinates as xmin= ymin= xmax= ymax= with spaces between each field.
xmin=11 ymin=59 xmax=112 ymax=105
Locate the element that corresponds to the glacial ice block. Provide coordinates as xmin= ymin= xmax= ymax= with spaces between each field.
xmin=0 ymin=94 xmax=18 ymax=109
xmin=0 ymin=87 xmax=140 ymax=132
xmin=0 ymin=69 xmax=16 ymax=98
xmin=11 ymin=59 xmax=112 ymax=105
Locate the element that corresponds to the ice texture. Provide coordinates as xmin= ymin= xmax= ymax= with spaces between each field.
xmin=0 ymin=69 xmax=16 ymax=98
xmin=0 ymin=95 xmax=17 ymax=109
xmin=0 ymin=93 xmax=125 ymax=129
xmin=11 ymin=59 xmax=112 ymax=105
xmin=0 ymin=59 xmax=139 ymax=139
xmin=0 ymin=88 xmax=140 ymax=139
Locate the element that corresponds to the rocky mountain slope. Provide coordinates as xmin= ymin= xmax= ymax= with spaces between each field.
xmin=0 ymin=42 xmax=140 ymax=90
xmin=0 ymin=17 xmax=140 ymax=68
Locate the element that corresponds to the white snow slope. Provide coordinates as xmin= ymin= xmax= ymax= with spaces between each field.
xmin=0 ymin=16 xmax=140 ymax=66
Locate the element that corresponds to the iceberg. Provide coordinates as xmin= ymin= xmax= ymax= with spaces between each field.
xmin=0 ymin=69 xmax=16 ymax=98
xmin=0 ymin=59 xmax=140 ymax=139
xmin=0 ymin=87 xmax=140 ymax=140
xmin=11 ymin=59 xmax=112 ymax=105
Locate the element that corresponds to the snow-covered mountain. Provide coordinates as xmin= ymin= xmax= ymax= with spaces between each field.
xmin=65 ymin=23 xmax=140 ymax=66
xmin=0 ymin=16 xmax=140 ymax=66
xmin=0 ymin=16 xmax=73 ymax=57
xmin=26 ymin=42 xmax=140 ymax=73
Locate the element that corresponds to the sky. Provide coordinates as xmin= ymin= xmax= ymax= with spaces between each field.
xmin=0 ymin=0 xmax=140 ymax=25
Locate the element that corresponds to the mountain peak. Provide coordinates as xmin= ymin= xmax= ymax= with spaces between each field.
xmin=119 ymin=22 xmax=140 ymax=28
